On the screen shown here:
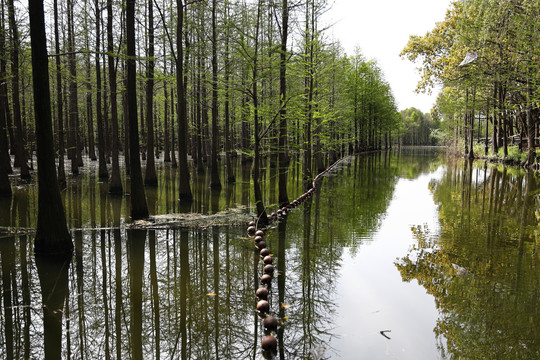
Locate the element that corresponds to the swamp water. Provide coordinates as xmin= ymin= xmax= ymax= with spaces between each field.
xmin=0 ymin=149 xmax=538 ymax=359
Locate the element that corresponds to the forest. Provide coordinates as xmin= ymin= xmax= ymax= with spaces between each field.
xmin=402 ymin=0 xmax=540 ymax=164
xmin=0 ymin=0 xmax=400 ymax=224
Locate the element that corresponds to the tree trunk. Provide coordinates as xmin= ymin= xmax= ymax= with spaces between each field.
xmin=177 ymin=0 xmax=193 ymax=202
xmin=278 ymin=0 xmax=289 ymax=205
xmin=0 ymin=81 xmax=10 ymax=197
xmin=126 ymin=0 xmax=149 ymax=219
xmin=67 ymin=0 xmax=81 ymax=175
xmin=144 ymin=0 xmax=158 ymax=186
xmin=107 ymin=0 xmax=123 ymax=194
xmin=84 ymin=2 xmax=96 ymax=162
xmin=224 ymin=0 xmax=234 ymax=183
xmin=29 ymin=0 xmax=73 ymax=255
xmin=52 ymin=0 xmax=66 ymax=188
xmin=95 ymin=1 xmax=108 ymax=181
xmin=7 ymin=0 xmax=30 ymax=180
xmin=210 ymin=0 xmax=221 ymax=190
xmin=252 ymin=0 xmax=268 ymax=226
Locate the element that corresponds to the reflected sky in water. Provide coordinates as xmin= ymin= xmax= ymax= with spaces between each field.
xmin=333 ymin=168 xmax=443 ymax=359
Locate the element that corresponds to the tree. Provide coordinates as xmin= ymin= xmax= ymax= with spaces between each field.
xmin=177 ymin=0 xmax=193 ymax=202
xmin=95 ymin=0 xmax=109 ymax=181
xmin=107 ymin=0 xmax=123 ymax=195
xmin=209 ymin=0 xmax=221 ymax=190
xmin=126 ymin=0 xmax=149 ymax=219
xmin=145 ymin=0 xmax=158 ymax=186
xmin=29 ymin=0 xmax=73 ymax=255
xmin=7 ymin=0 xmax=30 ymax=180
xmin=251 ymin=0 xmax=268 ymax=225
xmin=278 ymin=0 xmax=290 ymax=205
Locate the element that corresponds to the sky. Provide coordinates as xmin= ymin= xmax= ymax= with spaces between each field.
xmin=324 ymin=0 xmax=452 ymax=113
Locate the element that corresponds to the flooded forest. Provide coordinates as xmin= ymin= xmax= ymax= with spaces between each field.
xmin=0 ymin=0 xmax=539 ymax=359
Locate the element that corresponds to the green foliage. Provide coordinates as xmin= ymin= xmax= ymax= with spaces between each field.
xmin=402 ymin=0 xmax=540 ymax=158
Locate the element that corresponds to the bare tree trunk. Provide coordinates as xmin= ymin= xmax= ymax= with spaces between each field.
xmin=252 ymin=0 xmax=268 ymax=226
xmin=210 ymin=0 xmax=221 ymax=190
xmin=145 ymin=0 xmax=158 ymax=186
xmin=53 ymin=0 xmax=66 ymax=188
xmin=107 ymin=0 xmax=123 ymax=194
xmin=95 ymin=1 xmax=108 ymax=181
xmin=29 ymin=0 xmax=73 ymax=255
xmin=126 ymin=0 xmax=149 ymax=219
xmin=7 ymin=0 xmax=30 ymax=180
xmin=278 ymin=0 xmax=289 ymax=205
xmin=177 ymin=0 xmax=193 ymax=202
xmin=84 ymin=1 xmax=96 ymax=162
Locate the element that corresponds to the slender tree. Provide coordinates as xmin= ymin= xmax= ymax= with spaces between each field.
xmin=145 ymin=0 xmax=158 ymax=186
xmin=209 ymin=0 xmax=221 ymax=190
xmin=107 ymin=0 xmax=123 ymax=194
xmin=278 ymin=0 xmax=289 ymax=205
xmin=7 ymin=0 xmax=30 ymax=180
xmin=177 ymin=0 xmax=193 ymax=202
xmin=95 ymin=0 xmax=109 ymax=181
xmin=252 ymin=0 xmax=268 ymax=225
xmin=127 ymin=0 xmax=149 ymax=219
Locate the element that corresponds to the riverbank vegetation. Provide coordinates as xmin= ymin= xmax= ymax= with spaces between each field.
xmin=401 ymin=0 xmax=540 ymax=166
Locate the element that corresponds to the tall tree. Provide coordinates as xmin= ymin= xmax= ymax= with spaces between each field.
xmin=144 ymin=0 xmax=158 ymax=186
xmin=107 ymin=0 xmax=123 ymax=194
xmin=278 ymin=0 xmax=289 ymax=205
xmin=177 ymin=0 xmax=193 ymax=202
xmin=7 ymin=0 xmax=30 ymax=180
xmin=209 ymin=0 xmax=221 ymax=190
xmin=53 ymin=0 xmax=66 ymax=188
xmin=95 ymin=0 xmax=109 ymax=181
xmin=127 ymin=0 xmax=149 ymax=219
xmin=67 ymin=0 xmax=82 ymax=175
xmin=252 ymin=0 xmax=268 ymax=225
xmin=0 ymin=78 xmax=10 ymax=197
xmin=29 ymin=0 xmax=73 ymax=255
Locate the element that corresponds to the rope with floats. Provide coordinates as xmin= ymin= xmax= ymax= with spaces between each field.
xmin=245 ymin=154 xmax=353 ymax=355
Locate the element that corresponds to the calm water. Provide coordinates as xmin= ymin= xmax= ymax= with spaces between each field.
xmin=0 ymin=149 xmax=538 ymax=359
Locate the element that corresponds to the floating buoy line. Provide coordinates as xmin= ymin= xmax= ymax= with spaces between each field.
xmin=246 ymin=155 xmax=352 ymax=356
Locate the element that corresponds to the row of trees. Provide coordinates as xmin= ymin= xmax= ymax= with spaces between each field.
xmin=399 ymin=107 xmax=441 ymax=146
xmin=0 ymin=0 xmax=401 ymax=225
xmin=401 ymin=0 xmax=540 ymax=163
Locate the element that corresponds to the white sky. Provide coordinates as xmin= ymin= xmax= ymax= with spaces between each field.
xmin=324 ymin=0 xmax=452 ymax=113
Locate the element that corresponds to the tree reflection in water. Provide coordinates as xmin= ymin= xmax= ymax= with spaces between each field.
xmin=396 ymin=159 xmax=539 ymax=359
xmin=1 ymin=150 xmax=537 ymax=359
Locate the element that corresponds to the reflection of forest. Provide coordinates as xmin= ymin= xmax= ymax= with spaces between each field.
xmin=397 ymin=159 xmax=540 ymax=359
xmin=0 ymin=149 xmax=449 ymax=359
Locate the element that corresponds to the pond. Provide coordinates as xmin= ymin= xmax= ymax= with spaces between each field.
xmin=0 ymin=149 xmax=538 ymax=359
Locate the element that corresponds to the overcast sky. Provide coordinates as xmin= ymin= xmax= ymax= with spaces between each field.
xmin=323 ymin=0 xmax=452 ymax=113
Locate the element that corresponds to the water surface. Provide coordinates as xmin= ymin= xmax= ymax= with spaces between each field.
xmin=0 ymin=149 xmax=538 ymax=359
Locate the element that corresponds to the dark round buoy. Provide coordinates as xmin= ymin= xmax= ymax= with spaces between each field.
xmin=260 ymin=248 xmax=270 ymax=257
xmin=256 ymin=287 xmax=268 ymax=300
xmin=260 ymin=274 xmax=272 ymax=285
xmin=254 ymin=235 xmax=263 ymax=243
xmin=257 ymin=240 xmax=267 ymax=249
xmin=247 ymin=226 xmax=256 ymax=236
xmin=263 ymin=256 xmax=273 ymax=264
xmin=261 ymin=335 xmax=277 ymax=351
xmin=249 ymin=221 xmax=256 ymax=227
xmin=256 ymin=230 xmax=265 ymax=237
xmin=257 ymin=299 xmax=270 ymax=313
xmin=263 ymin=264 xmax=274 ymax=275
xmin=263 ymin=316 xmax=278 ymax=331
